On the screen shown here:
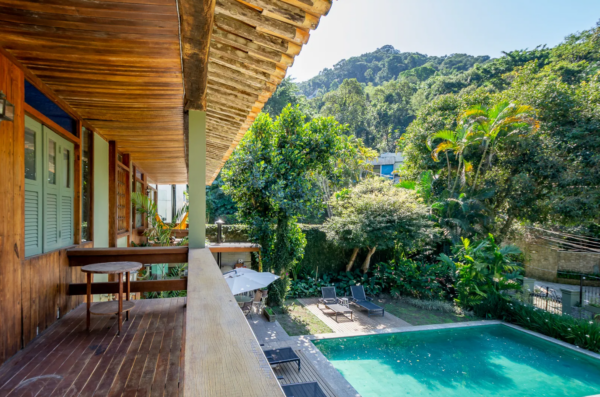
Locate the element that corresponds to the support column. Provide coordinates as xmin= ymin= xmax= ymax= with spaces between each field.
xmin=188 ymin=110 xmax=206 ymax=249
xmin=561 ymin=288 xmax=580 ymax=316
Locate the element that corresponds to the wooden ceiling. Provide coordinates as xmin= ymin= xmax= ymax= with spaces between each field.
xmin=0 ymin=0 xmax=332 ymax=185
xmin=0 ymin=0 xmax=186 ymax=183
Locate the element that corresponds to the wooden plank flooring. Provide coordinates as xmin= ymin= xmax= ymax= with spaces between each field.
xmin=0 ymin=297 xmax=186 ymax=397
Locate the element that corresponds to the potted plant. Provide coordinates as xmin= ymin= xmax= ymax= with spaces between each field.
xmin=263 ymin=306 xmax=276 ymax=322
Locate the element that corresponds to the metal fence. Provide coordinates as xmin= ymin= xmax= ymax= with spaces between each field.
xmin=580 ymin=275 xmax=600 ymax=310
xmin=531 ymin=285 xmax=562 ymax=315
xmin=556 ymin=271 xmax=600 ymax=319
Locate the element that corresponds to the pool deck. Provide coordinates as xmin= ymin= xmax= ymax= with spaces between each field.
xmin=248 ymin=299 xmax=600 ymax=397
xmin=298 ymin=298 xmax=412 ymax=334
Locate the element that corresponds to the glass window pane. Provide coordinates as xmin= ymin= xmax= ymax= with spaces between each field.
xmin=25 ymin=128 xmax=36 ymax=180
xmin=136 ymin=181 xmax=143 ymax=227
xmin=63 ymin=148 xmax=70 ymax=188
xmin=82 ymin=128 xmax=92 ymax=241
xmin=48 ymin=139 xmax=56 ymax=184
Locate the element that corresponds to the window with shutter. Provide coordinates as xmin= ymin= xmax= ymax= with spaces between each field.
xmin=59 ymin=139 xmax=74 ymax=247
xmin=44 ymin=128 xmax=61 ymax=252
xmin=24 ymin=117 xmax=76 ymax=257
xmin=24 ymin=116 xmax=43 ymax=257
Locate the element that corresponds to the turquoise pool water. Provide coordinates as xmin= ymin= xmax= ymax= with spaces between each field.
xmin=313 ymin=325 xmax=600 ymax=397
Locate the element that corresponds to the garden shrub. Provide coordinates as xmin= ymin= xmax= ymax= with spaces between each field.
xmin=474 ymin=294 xmax=600 ymax=353
xmin=205 ymin=223 xmax=374 ymax=274
xmin=287 ymin=257 xmax=454 ymax=301
xmin=439 ymin=234 xmax=523 ymax=309
xmin=400 ymin=296 xmax=473 ymax=316
xmin=296 ymin=225 xmax=349 ymax=275
xmin=205 ymin=224 xmax=250 ymax=242
xmin=373 ymin=259 xmax=453 ymax=300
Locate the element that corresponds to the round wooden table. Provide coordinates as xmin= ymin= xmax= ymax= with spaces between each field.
xmin=81 ymin=262 xmax=142 ymax=335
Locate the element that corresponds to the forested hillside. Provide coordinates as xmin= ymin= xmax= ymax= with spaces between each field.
xmin=296 ymin=45 xmax=490 ymax=97
xmin=211 ymin=21 xmax=600 ymax=233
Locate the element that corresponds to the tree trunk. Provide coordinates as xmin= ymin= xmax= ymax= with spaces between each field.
xmin=361 ymin=246 xmax=377 ymax=274
xmin=450 ymin=154 xmax=463 ymax=195
xmin=445 ymin=151 xmax=452 ymax=190
xmin=471 ymin=139 xmax=489 ymax=194
xmin=346 ymin=248 xmax=359 ymax=272
xmin=497 ymin=215 xmax=515 ymax=242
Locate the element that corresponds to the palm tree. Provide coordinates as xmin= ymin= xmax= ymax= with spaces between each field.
xmin=459 ymin=102 xmax=539 ymax=193
xmin=427 ymin=126 xmax=478 ymax=195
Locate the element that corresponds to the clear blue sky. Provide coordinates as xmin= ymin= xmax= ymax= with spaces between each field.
xmin=289 ymin=0 xmax=600 ymax=82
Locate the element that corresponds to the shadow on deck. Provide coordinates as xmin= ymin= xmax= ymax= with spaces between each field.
xmin=0 ymin=297 xmax=185 ymax=397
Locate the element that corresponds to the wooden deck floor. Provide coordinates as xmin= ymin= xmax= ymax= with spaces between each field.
xmin=0 ymin=297 xmax=186 ymax=397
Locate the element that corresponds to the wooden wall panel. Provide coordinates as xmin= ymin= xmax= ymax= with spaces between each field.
xmin=21 ymin=242 xmax=92 ymax=348
xmin=0 ymin=50 xmax=24 ymax=366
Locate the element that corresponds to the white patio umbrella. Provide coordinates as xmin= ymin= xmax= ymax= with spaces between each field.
xmin=223 ymin=268 xmax=280 ymax=295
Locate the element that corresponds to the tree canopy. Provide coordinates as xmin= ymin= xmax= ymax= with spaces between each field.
xmin=222 ymin=105 xmax=351 ymax=304
xmin=324 ymin=177 xmax=435 ymax=273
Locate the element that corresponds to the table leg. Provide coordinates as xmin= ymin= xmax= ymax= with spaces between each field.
xmin=126 ymin=271 xmax=131 ymax=321
xmin=86 ymin=273 xmax=92 ymax=332
xmin=118 ymin=272 xmax=123 ymax=335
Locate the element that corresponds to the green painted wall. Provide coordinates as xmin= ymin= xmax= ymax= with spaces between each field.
xmin=117 ymin=236 xmax=128 ymax=247
xmin=188 ymin=110 xmax=207 ymax=248
xmin=93 ymin=133 xmax=109 ymax=249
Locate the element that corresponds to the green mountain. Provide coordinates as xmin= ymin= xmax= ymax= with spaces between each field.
xmin=297 ymin=45 xmax=490 ymax=97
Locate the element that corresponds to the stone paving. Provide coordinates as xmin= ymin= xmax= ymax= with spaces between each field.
xmin=298 ymin=297 xmax=412 ymax=335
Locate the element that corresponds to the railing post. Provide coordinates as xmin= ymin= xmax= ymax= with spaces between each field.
xmin=522 ymin=277 xmax=535 ymax=304
xmin=580 ymin=276 xmax=585 ymax=304
xmin=561 ymin=288 xmax=580 ymax=316
xmin=188 ymin=110 xmax=206 ymax=249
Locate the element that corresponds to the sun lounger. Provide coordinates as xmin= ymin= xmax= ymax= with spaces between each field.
xmin=263 ymin=347 xmax=301 ymax=371
xmin=350 ymin=285 xmax=384 ymax=317
xmin=318 ymin=287 xmax=354 ymax=322
xmin=282 ymin=382 xmax=327 ymax=397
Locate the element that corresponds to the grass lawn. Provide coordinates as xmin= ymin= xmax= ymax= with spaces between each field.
xmin=273 ymin=300 xmax=333 ymax=336
xmin=376 ymin=298 xmax=474 ymax=326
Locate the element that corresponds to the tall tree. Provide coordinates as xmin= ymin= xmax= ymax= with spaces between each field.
xmin=320 ymin=79 xmax=375 ymax=146
xmin=459 ymin=102 xmax=539 ymax=193
xmin=324 ymin=178 xmax=435 ymax=273
xmin=222 ymin=106 xmax=348 ymax=305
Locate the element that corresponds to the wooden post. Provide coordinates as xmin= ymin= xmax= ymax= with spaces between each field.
xmin=118 ymin=272 xmax=123 ymax=335
xmin=74 ymin=120 xmax=83 ymax=245
xmin=86 ymin=272 xmax=91 ymax=331
xmin=108 ymin=141 xmax=118 ymax=247
xmin=188 ymin=110 xmax=206 ymax=249
xmin=126 ymin=271 xmax=131 ymax=321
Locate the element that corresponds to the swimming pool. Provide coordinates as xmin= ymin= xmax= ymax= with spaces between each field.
xmin=313 ymin=325 xmax=600 ymax=397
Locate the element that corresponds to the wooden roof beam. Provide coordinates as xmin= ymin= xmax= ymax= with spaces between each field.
xmin=179 ymin=0 xmax=216 ymax=110
xmin=212 ymin=27 xmax=293 ymax=66
xmin=239 ymin=0 xmax=319 ymax=30
xmin=209 ymin=52 xmax=282 ymax=84
xmin=208 ymin=61 xmax=276 ymax=91
xmin=210 ymin=41 xmax=285 ymax=77
xmin=215 ymin=0 xmax=307 ymax=44
xmin=214 ymin=14 xmax=301 ymax=56
xmin=280 ymin=0 xmax=332 ymax=16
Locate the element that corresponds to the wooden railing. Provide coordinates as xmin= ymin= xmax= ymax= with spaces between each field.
xmin=184 ymin=248 xmax=283 ymax=396
xmin=66 ymin=246 xmax=189 ymax=296
xmin=67 ymin=246 xmax=189 ymax=266
xmin=66 ymin=244 xmax=261 ymax=296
